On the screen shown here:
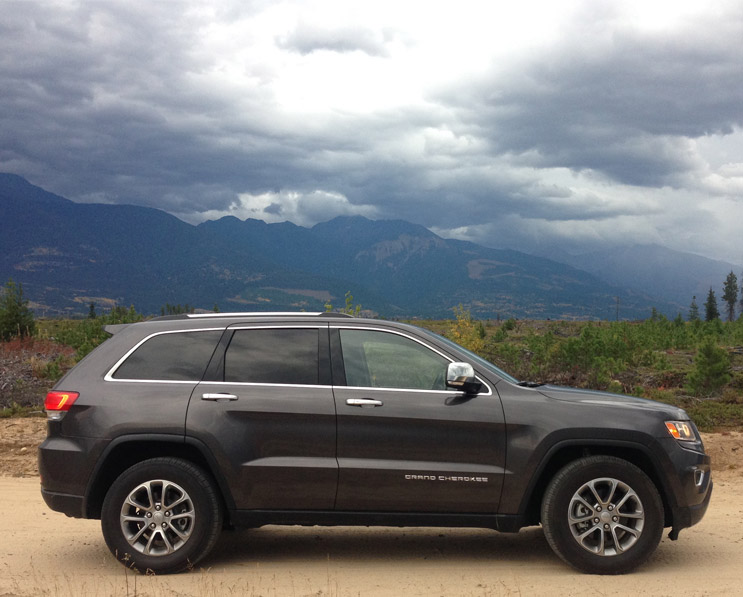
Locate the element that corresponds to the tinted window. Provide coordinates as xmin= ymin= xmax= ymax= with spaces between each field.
xmin=225 ymin=328 xmax=319 ymax=385
xmin=339 ymin=329 xmax=449 ymax=390
xmin=113 ymin=330 xmax=222 ymax=381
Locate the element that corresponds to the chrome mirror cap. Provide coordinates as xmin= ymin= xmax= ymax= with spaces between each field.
xmin=446 ymin=362 xmax=482 ymax=394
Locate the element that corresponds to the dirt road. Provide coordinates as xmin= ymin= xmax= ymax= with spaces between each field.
xmin=1 ymin=420 xmax=741 ymax=596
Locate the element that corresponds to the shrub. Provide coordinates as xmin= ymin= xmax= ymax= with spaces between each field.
xmin=447 ymin=305 xmax=485 ymax=354
xmin=685 ymin=336 xmax=731 ymax=397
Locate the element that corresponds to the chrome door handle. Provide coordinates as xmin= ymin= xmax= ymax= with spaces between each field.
xmin=201 ymin=393 xmax=238 ymax=401
xmin=346 ymin=398 xmax=383 ymax=408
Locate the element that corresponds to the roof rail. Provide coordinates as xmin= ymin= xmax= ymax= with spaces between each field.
xmin=179 ymin=311 xmax=355 ymax=319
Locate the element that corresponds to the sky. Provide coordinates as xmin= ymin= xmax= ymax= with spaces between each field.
xmin=2 ymin=0 xmax=743 ymax=264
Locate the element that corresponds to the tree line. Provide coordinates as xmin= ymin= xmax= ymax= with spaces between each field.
xmin=690 ymin=271 xmax=742 ymax=323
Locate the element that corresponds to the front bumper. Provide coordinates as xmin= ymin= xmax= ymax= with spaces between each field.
xmin=669 ymin=479 xmax=712 ymax=539
xmin=664 ymin=439 xmax=712 ymax=538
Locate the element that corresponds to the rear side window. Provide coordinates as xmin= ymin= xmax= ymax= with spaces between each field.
xmin=224 ymin=328 xmax=319 ymax=385
xmin=112 ymin=330 xmax=222 ymax=381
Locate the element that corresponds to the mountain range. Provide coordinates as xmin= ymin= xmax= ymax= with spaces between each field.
xmin=543 ymin=245 xmax=740 ymax=308
xmin=1 ymin=173 xmax=736 ymax=320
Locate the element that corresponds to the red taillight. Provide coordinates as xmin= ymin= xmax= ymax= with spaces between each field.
xmin=45 ymin=391 xmax=79 ymax=412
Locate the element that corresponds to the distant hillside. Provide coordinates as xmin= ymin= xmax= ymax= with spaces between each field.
xmin=550 ymin=244 xmax=741 ymax=309
xmin=1 ymin=173 xmax=678 ymax=319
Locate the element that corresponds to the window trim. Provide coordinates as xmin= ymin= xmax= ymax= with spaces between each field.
xmin=332 ymin=325 xmax=493 ymax=396
xmin=104 ymin=328 xmax=225 ymax=383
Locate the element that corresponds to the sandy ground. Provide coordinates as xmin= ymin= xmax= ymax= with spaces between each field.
xmin=1 ymin=418 xmax=741 ymax=597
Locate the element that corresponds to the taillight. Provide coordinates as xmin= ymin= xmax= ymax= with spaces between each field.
xmin=45 ymin=391 xmax=79 ymax=420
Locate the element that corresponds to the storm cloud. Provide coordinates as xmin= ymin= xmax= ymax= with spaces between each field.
xmin=2 ymin=0 xmax=742 ymax=262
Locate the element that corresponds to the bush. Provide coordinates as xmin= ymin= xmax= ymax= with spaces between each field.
xmin=685 ymin=336 xmax=731 ymax=397
xmin=46 ymin=305 xmax=144 ymax=359
xmin=446 ymin=305 xmax=485 ymax=354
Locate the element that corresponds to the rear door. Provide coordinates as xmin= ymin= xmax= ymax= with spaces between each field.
xmin=186 ymin=323 xmax=337 ymax=510
xmin=332 ymin=326 xmax=505 ymax=513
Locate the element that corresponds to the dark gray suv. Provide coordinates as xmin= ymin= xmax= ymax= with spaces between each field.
xmin=39 ymin=312 xmax=711 ymax=574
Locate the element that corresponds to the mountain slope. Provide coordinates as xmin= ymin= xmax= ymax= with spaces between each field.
xmin=1 ymin=173 xmax=677 ymax=319
xmin=551 ymin=244 xmax=741 ymax=308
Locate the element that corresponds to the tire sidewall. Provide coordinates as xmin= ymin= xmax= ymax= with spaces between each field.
xmin=101 ymin=458 xmax=221 ymax=574
xmin=542 ymin=456 xmax=664 ymax=575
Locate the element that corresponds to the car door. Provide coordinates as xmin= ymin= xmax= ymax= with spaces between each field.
xmin=332 ymin=326 xmax=505 ymax=513
xmin=186 ymin=323 xmax=337 ymax=510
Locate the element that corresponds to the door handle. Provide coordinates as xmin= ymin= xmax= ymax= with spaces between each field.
xmin=201 ymin=393 xmax=238 ymax=401
xmin=345 ymin=398 xmax=383 ymax=408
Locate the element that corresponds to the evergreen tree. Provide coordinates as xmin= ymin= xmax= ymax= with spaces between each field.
xmin=688 ymin=296 xmax=699 ymax=322
xmin=722 ymin=271 xmax=738 ymax=322
xmin=704 ymin=288 xmax=720 ymax=321
xmin=0 ymin=279 xmax=36 ymax=340
xmin=88 ymin=302 xmax=97 ymax=319
xmin=685 ymin=336 xmax=731 ymax=396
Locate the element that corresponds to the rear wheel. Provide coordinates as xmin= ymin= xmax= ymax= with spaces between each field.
xmin=541 ymin=456 xmax=664 ymax=574
xmin=101 ymin=458 xmax=223 ymax=574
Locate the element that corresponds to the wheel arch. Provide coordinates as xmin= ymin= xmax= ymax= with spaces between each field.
xmin=84 ymin=434 xmax=235 ymax=520
xmin=518 ymin=440 xmax=674 ymax=529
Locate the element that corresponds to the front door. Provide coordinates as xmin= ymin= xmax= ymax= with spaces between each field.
xmin=332 ymin=327 xmax=505 ymax=513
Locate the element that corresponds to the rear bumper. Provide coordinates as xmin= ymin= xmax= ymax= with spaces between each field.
xmin=41 ymin=488 xmax=85 ymax=518
xmin=38 ymin=433 xmax=99 ymax=519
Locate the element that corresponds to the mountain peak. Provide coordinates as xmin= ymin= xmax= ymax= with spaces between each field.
xmin=0 ymin=172 xmax=72 ymax=205
xmin=312 ymin=215 xmax=436 ymax=241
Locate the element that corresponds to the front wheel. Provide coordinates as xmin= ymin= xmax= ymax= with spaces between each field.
xmin=541 ymin=456 xmax=664 ymax=574
xmin=101 ymin=458 xmax=223 ymax=574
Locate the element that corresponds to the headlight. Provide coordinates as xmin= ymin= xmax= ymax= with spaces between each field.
xmin=665 ymin=420 xmax=697 ymax=441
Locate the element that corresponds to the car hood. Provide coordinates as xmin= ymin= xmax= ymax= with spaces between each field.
xmin=536 ymin=384 xmax=688 ymax=418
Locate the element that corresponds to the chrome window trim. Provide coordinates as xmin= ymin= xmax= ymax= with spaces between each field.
xmin=106 ymin=324 xmax=326 ymax=384
xmin=332 ymin=325 xmax=493 ymax=396
xmin=196 ymin=381 xmax=334 ymax=390
xmin=104 ymin=327 xmax=225 ymax=382
xmin=104 ymin=323 xmax=494 ymax=396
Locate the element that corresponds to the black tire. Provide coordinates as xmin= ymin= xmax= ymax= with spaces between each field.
xmin=101 ymin=457 xmax=223 ymax=574
xmin=541 ymin=456 xmax=664 ymax=574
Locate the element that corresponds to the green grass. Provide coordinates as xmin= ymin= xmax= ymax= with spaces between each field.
xmin=0 ymin=402 xmax=45 ymax=418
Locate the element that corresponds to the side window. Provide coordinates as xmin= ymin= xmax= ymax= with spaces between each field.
xmin=339 ymin=329 xmax=449 ymax=390
xmin=225 ymin=328 xmax=319 ymax=385
xmin=112 ymin=330 xmax=222 ymax=381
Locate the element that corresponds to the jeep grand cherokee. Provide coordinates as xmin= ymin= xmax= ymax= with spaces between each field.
xmin=39 ymin=312 xmax=712 ymax=574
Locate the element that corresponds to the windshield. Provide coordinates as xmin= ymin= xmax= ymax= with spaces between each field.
xmin=433 ymin=333 xmax=520 ymax=384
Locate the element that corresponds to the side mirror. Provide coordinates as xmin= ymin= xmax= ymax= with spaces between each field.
xmin=446 ymin=362 xmax=482 ymax=394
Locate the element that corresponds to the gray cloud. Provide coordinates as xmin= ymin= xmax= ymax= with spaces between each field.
xmin=446 ymin=8 xmax=743 ymax=188
xmin=1 ymin=1 xmax=743 ymax=264
xmin=278 ymin=22 xmax=393 ymax=56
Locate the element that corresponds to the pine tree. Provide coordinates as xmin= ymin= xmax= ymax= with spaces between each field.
xmin=685 ymin=336 xmax=731 ymax=396
xmin=0 ymin=279 xmax=36 ymax=340
xmin=688 ymin=296 xmax=700 ymax=322
xmin=704 ymin=288 xmax=720 ymax=321
xmin=722 ymin=271 xmax=738 ymax=322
